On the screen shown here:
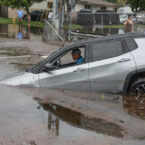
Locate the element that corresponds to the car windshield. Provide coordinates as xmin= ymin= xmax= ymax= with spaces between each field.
xmin=26 ymin=46 xmax=64 ymax=73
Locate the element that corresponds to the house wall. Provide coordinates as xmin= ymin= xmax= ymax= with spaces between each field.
xmin=73 ymin=3 xmax=115 ymax=13
xmin=8 ymin=8 xmax=26 ymax=18
xmin=73 ymin=3 xmax=85 ymax=12
xmin=106 ymin=7 xmax=115 ymax=11
xmin=8 ymin=8 xmax=17 ymax=18
xmin=30 ymin=0 xmax=50 ymax=11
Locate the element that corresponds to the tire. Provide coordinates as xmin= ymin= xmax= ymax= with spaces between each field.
xmin=128 ymin=79 xmax=145 ymax=102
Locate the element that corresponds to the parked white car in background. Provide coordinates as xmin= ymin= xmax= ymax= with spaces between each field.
xmin=136 ymin=14 xmax=145 ymax=24
xmin=119 ymin=14 xmax=128 ymax=24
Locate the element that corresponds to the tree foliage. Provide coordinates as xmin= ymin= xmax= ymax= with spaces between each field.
xmin=107 ymin=0 xmax=145 ymax=12
xmin=106 ymin=0 xmax=127 ymax=6
xmin=128 ymin=0 xmax=145 ymax=12
xmin=0 ymin=0 xmax=44 ymax=11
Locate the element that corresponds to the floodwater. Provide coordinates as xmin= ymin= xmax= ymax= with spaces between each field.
xmin=0 ymin=24 xmax=123 ymax=42
xmin=0 ymin=35 xmax=145 ymax=144
xmin=0 ymin=24 xmax=43 ymax=40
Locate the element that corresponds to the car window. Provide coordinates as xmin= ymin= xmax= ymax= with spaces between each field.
xmin=60 ymin=48 xmax=85 ymax=65
xmin=91 ymin=41 xmax=123 ymax=61
xmin=126 ymin=39 xmax=137 ymax=51
xmin=48 ymin=47 xmax=86 ymax=70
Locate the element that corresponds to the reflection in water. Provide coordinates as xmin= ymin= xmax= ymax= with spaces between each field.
xmin=123 ymin=94 xmax=145 ymax=119
xmin=48 ymin=112 xmax=59 ymax=136
xmin=0 ymin=24 xmax=43 ymax=40
xmin=73 ymin=26 xmax=119 ymax=36
xmin=17 ymin=26 xmax=23 ymax=39
xmin=40 ymin=103 xmax=124 ymax=138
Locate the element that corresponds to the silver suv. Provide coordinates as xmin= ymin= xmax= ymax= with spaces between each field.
xmin=1 ymin=33 xmax=145 ymax=97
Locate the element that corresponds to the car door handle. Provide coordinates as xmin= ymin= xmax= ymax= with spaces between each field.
xmin=118 ymin=58 xmax=131 ymax=63
xmin=74 ymin=68 xmax=86 ymax=72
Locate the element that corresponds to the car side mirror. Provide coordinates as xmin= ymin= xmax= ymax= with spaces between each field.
xmin=45 ymin=63 xmax=52 ymax=68
xmin=40 ymin=63 xmax=53 ymax=73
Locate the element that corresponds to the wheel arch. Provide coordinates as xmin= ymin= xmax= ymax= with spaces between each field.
xmin=123 ymin=69 xmax=145 ymax=93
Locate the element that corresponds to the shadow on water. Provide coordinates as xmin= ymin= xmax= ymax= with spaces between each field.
xmin=0 ymin=24 xmax=43 ymax=40
xmin=39 ymin=103 xmax=124 ymax=138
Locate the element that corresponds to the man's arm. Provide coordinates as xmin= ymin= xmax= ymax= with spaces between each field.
xmin=123 ymin=20 xmax=127 ymax=28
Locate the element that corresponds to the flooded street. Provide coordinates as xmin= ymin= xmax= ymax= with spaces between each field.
xmin=0 ymin=36 xmax=145 ymax=145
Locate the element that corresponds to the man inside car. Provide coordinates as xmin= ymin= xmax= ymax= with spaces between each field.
xmin=72 ymin=49 xmax=84 ymax=65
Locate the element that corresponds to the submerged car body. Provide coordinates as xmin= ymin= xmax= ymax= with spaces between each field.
xmin=1 ymin=33 xmax=145 ymax=95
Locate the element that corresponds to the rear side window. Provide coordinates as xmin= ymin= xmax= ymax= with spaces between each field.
xmin=126 ymin=39 xmax=137 ymax=51
xmin=91 ymin=41 xmax=123 ymax=61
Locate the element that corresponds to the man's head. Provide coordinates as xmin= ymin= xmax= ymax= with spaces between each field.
xmin=128 ymin=14 xmax=132 ymax=21
xmin=72 ymin=49 xmax=81 ymax=61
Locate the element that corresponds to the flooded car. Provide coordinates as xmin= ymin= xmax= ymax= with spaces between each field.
xmin=1 ymin=32 xmax=145 ymax=98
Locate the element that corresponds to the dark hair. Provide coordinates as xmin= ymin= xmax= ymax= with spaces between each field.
xmin=128 ymin=14 xmax=132 ymax=18
xmin=72 ymin=49 xmax=81 ymax=55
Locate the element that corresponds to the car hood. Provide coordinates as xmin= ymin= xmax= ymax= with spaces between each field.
xmin=0 ymin=72 xmax=39 ymax=87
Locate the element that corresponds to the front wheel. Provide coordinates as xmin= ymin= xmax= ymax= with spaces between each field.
xmin=128 ymin=79 xmax=145 ymax=103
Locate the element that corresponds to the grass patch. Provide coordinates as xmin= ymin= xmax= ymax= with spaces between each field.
xmin=0 ymin=17 xmax=44 ymax=28
xmin=105 ymin=24 xmax=145 ymax=29
xmin=104 ymin=25 xmax=124 ymax=29
xmin=0 ymin=17 xmax=13 ymax=24
xmin=137 ymin=24 xmax=145 ymax=28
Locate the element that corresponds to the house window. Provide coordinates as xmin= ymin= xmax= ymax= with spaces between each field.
xmin=48 ymin=2 xmax=53 ymax=9
xmin=101 ymin=7 xmax=106 ymax=10
xmin=85 ymin=5 xmax=91 ymax=9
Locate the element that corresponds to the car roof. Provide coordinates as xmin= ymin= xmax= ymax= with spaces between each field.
xmin=65 ymin=32 xmax=145 ymax=50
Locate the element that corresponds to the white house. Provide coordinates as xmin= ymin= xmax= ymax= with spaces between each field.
xmin=0 ymin=0 xmax=118 ymax=18
xmin=30 ymin=0 xmax=117 ymax=13
xmin=73 ymin=0 xmax=117 ymax=13
xmin=30 ymin=0 xmax=52 ymax=12
xmin=117 ymin=5 xmax=133 ymax=14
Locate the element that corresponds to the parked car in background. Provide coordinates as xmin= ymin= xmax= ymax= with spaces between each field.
xmin=141 ymin=14 xmax=145 ymax=24
xmin=119 ymin=14 xmax=128 ymax=24
xmin=120 ymin=14 xmax=136 ymax=24
xmin=136 ymin=14 xmax=145 ymax=24
xmin=24 ymin=10 xmax=48 ymax=21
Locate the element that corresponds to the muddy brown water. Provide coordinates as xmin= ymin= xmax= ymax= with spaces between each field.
xmin=0 ymin=39 xmax=145 ymax=144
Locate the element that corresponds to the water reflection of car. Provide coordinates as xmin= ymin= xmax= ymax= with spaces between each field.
xmin=1 ymin=33 xmax=145 ymax=99
xmin=24 ymin=10 xmax=48 ymax=21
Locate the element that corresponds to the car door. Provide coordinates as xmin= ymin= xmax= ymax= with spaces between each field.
xmin=89 ymin=40 xmax=136 ymax=93
xmin=38 ymin=45 xmax=90 ymax=99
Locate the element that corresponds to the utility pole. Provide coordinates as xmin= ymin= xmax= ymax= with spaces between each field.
xmin=53 ymin=0 xmax=59 ymax=29
xmin=59 ymin=0 xmax=65 ymax=37
xmin=53 ymin=0 xmax=58 ymax=19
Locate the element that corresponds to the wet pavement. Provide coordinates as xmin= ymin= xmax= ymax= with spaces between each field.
xmin=0 ymin=38 xmax=145 ymax=145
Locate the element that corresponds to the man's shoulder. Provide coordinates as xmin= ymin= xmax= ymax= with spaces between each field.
xmin=77 ymin=56 xmax=84 ymax=63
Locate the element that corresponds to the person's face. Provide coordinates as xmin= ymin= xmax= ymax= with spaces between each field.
xmin=72 ymin=54 xmax=80 ymax=61
xmin=129 ymin=16 xmax=132 ymax=21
